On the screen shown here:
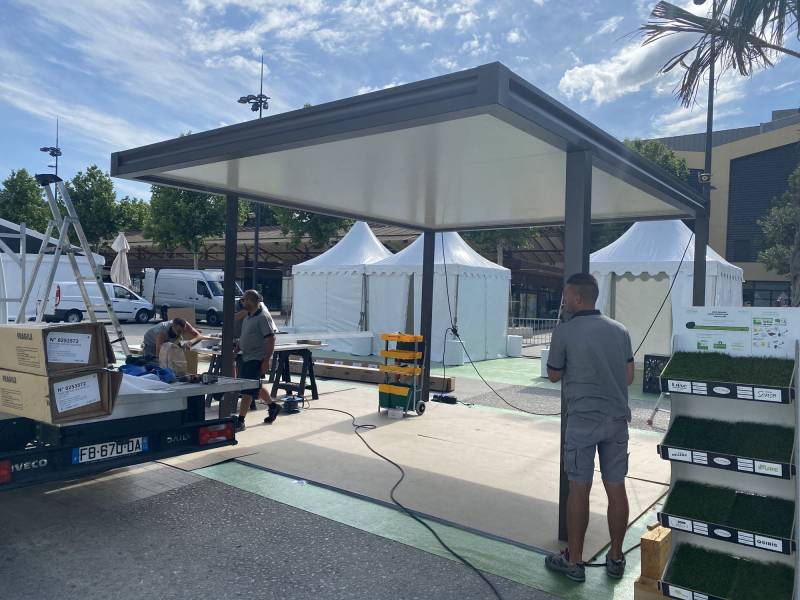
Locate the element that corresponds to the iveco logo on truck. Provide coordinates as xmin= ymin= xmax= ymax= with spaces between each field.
xmin=12 ymin=459 xmax=48 ymax=472
xmin=16 ymin=333 xmax=33 ymax=341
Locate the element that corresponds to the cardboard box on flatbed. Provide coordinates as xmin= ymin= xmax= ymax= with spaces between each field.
xmin=0 ymin=322 xmax=114 ymax=376
xmin=0 ymin=368 xmax=122 ymax=424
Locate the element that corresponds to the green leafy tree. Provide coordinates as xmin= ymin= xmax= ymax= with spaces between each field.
xmin=272 ymin=208 xmax=352 ymax=248
xmin=66 ymin=165 xmax=119 ymax=249
xmin=461 ymin=229 xmax=540 ymax=266
xmin=145 ymin=186 xmax=249 ymax=268
xmin=758 ymin=165 xmax=800 ymax=304
xmin=591 ymin=140 xmax=691 ymax=251
xmin=0 ymin=169 xmax=50 ymax=232
xmin=117 ymin=196 xmax=150 ymax=232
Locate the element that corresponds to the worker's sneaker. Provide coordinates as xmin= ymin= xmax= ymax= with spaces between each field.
xmin=235 ymin=415 xmax=246 ymax=432
xmin=263 ymin=402 xmax=281 ymax=424
xmin=605 ymin=554 xmax=626 ymax=579
xmin=544 ymin=549 xmax=585 ymax=583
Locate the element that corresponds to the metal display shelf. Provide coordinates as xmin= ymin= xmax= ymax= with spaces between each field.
xmin=659 ymin=580 xmax=726 ymax=600
xmin=660 ymin=375 xmax=793 ymax=404
xmin=657 ymin=442 xmax=795 ymax=480
xmin=657 ymin=510 xmax=794 ymax=555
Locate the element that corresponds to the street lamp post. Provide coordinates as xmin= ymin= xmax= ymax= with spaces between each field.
xmin=692 ymin=0 xmax=716 ymax=306
xmin=40 ymin=118 xmax=62 ymax=205
xmin=237 ymin=55 xmax=270 ymax=292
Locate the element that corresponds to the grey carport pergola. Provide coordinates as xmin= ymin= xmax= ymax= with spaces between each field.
xmin=111 ymin=62 xmax=706 ymax=541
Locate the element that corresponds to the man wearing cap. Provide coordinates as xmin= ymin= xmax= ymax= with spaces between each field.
xmin=543 ymin=273 xmax=635 ymax=583
xmin=234 ymin=289 xmax=279 ymax=431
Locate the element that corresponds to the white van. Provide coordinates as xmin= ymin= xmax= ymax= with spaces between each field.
xmin=142 ymin=268 xmax=242 ymax=326
xmin=45 ymin=281 xmax=154 ymax=324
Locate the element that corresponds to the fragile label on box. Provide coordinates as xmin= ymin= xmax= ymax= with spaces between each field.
xmin=47 ymin=332 xmax=92 ymax=364
xmin=53 ymin=372 xmax=101 ymax=412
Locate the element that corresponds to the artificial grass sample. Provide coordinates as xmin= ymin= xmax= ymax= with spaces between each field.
xmin=663 ymin=481 xmax=794 ymax=538
xmin=665 ymin=544 xmax=735 ymax=598
xmin=663 ymin=480 xmax=736 ymax=525
xmin=663 ymin=416 xmax=795 ymax=463
xmin=666 ymin=544 xmax=794 ymax=600
xmin=728 ymin=492 xmax=795 ymax=538
xmin=729 ymin=556 xmax=794 ymax=600
xmin=662 ymin=352 xmax=794 ymax=387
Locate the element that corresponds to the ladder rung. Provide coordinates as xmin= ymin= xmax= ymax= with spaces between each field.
xmin=77 ymin=276 xmax=97 ymax=281
xmin=380 ymin=333 xmax=424 ymax=343
xmin=379 ymin=364 xmax=422 ymax=376
xmin=379 ymin=384 xmax=410 ymax=396
xmin=380 ymin=349 xmax=422 ymax=361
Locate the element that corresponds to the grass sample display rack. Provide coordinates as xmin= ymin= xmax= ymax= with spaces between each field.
xmin=378 ymin=333 xmax=425 ymax=416
xmin=656 ymin=334 xmax=798 ymax=599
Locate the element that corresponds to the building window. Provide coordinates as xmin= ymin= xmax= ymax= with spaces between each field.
xmin=742 ymin=281 xmax=791 ymax=307
xmin=726 ymin=142 xmax=800 ymax=262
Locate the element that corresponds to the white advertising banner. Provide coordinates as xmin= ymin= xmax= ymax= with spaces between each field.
xmin=672 ymin=306 xmax=799 ymax=358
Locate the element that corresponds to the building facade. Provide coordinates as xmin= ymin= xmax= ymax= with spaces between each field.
xmin=656 ymin=108 xmax=800 ymax=305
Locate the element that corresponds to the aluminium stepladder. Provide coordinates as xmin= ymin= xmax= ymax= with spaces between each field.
xmin=15 ymin=173 xmax=130 ymax=356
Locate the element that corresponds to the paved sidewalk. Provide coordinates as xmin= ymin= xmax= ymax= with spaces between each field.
xmin=0 ymin=466 xmax=555 ymax=600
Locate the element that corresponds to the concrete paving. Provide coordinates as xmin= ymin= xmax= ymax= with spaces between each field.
xmin=0 ymin=466 xmax=556 ymax=600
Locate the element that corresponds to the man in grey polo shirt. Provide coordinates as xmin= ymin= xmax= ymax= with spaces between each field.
xmin=544 ymin=273 xmax=634 ymax=583
xmin=233 ymin=289 xmax=278 ymax=431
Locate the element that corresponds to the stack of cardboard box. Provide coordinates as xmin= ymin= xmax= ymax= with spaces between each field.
xmin=0 ymin=322 xmax=122 ymax=424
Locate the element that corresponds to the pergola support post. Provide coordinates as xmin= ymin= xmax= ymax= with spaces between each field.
xmin=220 ymin=194 xmax=239 ymax=418
xmin=420 ymin=231 xmax=436 ymax=402
xmin=693 ymin=214 xmax=708 ymax=306
xmin=559 ymin=149 xmax=593 ymax=541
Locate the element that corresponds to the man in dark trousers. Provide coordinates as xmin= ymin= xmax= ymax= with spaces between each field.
xmin=544 ymin=273 xmax=634 ymax=583
xmin=233 ymin=289 xmax=279 ymax=431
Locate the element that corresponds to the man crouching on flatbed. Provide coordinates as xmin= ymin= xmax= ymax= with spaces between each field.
xmin=544 ymin=273 xmax=634 ymax=583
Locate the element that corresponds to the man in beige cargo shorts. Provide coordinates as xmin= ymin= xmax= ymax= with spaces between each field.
xmin=544 ymin=273 xmax=634 ymax=583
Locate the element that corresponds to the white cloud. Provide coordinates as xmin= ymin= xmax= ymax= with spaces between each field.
xmin=532 ymin=0 xmax=545 ymax=6
xmin=584 ymin=15 xmax=624 ymax=43
xmin=456 ymin=12 xmax=479 ymax=31
xmin=461 ymin=33 xmax=494 ymax=57
xmin=506 ymin=28 xmax=524 ymax=44
xmin=558 ymin=34 xmax=693 ymax=104
xmin=651 ymin=73 xmax=746 ymax=136
xmin=434 ymin=57 xmax=459 ymax=71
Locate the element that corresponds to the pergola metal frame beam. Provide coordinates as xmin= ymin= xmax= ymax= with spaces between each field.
xmin=111 ymin=61 xmax=709 ymax=547
xmin=112 ymin=63 xmax=704 ymax=230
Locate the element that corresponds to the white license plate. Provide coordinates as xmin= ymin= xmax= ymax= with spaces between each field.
xmin=71 ymin=437 xmax=149 ymax=464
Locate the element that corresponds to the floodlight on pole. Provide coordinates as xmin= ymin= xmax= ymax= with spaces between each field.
xmin=236 ymin=55 xmax=271 ymax=290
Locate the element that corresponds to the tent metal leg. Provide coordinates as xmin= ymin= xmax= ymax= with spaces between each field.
xmin=420 ymin=231 xmax=436 ymax=402
xmin=560 ymin=149 xmax=593 ymax=541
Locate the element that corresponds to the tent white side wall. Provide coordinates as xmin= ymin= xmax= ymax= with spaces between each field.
xmin=366 ymin=232 xmax=510 ymax=362
xmin=291 ymin=222 xmax=391 ymax=353
xmin=0 ymin=254 xmax=104 ymax=323
xmin=591 ymin=220 xmax=743 ymax=360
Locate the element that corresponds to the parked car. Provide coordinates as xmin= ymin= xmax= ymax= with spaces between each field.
xmin=142 ymin=268 xmax=242 ymax=325
xmin=44 ymin=281 xmax=154 ymax=324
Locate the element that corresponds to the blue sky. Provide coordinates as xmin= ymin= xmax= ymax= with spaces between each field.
xmin=1 ymin=0 xmax=798 ymax=201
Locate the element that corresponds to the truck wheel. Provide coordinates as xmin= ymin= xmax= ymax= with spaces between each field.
xmin=206 ymin=310 xmax=220 ymax=326
xmin=160 ymin=306 xmax=169 ymax=321
xmin=65 ymin=309 xmax=83 ymax=323
xmin=135 ymin=309 xmax=151 ymax=324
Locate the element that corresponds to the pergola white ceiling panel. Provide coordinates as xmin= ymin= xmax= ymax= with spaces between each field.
xmin=112 ymin=62 xmax=703 ymax=230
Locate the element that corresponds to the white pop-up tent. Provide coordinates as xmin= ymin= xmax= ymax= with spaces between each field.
xmin=366 ymin=231 xmax=510 ymax=362
xmin=290 ymin=221 xmax=391 ymax=352
xmin=0 ymin=218 xmax=105 ymax=323
xmin=591 ymin=220 xmax=743 ymax=360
